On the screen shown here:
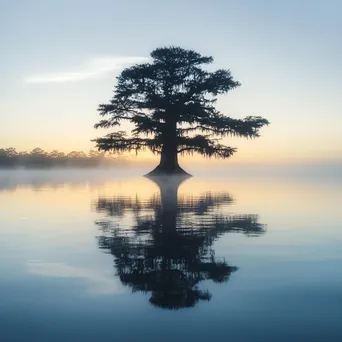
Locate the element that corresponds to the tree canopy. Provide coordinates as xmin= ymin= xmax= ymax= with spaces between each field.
xmin=93 ymin=46 xmax=269 ymax=174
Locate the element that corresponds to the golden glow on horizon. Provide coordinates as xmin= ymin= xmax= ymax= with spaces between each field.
xmin=2 ymin=111 xmax=342 ymax=166
xmin=2 ymin=177 xmax=342 ymax=233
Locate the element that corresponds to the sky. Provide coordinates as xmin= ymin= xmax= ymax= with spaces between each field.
xmin=0 ymin=0 xmax=341 ymax=166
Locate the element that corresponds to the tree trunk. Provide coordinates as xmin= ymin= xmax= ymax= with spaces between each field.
xmin=146 ymin=120 xmax=190 ymax=176
xmin=146 ymin=175 xmax=190 ymax=231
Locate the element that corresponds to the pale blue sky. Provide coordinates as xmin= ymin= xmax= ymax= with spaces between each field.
xmin=1 ymin=0 xmax=341 ymax=164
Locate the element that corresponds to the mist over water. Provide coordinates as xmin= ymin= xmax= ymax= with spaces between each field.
xmin=0 ymin=169 xmax=341 ymax=342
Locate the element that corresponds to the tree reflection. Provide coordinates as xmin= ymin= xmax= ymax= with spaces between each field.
xmin=94 ymin=176 xmax=266 ymax=309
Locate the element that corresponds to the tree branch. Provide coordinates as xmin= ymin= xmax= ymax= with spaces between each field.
xmin=92 ymin=131 xmax=162 ymax=154
xmin=177 ymin=135 xmax=237 ymax=158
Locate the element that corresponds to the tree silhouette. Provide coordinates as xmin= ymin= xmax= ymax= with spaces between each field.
xmin=93 ymin=46 xmax=269 ymax=175
xmin=94 ymin=176 xmax=266 ymax=309
xmin=0 ymin=147 xmax=124 ymax=168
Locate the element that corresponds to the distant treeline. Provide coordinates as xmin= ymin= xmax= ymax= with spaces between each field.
xmin=0 ymin=147 xmax=126 ymax=168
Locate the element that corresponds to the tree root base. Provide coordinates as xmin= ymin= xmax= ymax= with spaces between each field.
xmin=145 ymin=165 xmax=192 ymax=178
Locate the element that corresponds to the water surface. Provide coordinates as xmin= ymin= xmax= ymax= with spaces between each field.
xmin=0 ymin=169 xmax=341 ymax=341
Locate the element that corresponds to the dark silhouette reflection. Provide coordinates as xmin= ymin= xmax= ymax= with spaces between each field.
xmin=94 ymin=176 xmax=266 ymax=309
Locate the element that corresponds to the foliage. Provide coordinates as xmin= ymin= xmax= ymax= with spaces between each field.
xmin=93 ymin=46 xmax=269 ymax=168
xmin=0 ymin=147 xmax=123 ymax=168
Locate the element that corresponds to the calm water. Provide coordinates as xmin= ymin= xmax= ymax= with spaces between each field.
xmin=1 ymin=169 xmax=341 ymax=342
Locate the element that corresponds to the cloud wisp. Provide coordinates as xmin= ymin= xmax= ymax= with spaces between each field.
xmin=27 ymin=261 xmax=126 ymax=295
xmin=24 ymin=56 xmax=148 ymax=84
